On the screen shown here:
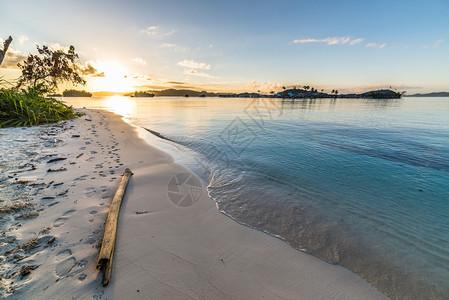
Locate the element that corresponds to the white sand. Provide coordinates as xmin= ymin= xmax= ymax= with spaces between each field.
xmin=1 ymin=109 xmax=388 ymax=299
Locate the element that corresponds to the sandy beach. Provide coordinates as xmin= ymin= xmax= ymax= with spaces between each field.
xmin=0 ymin=109 xmax=388 ymax=299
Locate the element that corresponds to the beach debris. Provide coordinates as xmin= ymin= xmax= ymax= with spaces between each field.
xmin=71 ymin=134 xmax=80 ymax=138
xmin=97 ymin=168 xmax=133 ymax=286
xmin=39 ymin=227 xmax=52 ymax=234
xmin=14 ymin=176 xmax=37 ymax=184
xmin=18 ymin=238 xmax=38 ymax=253
xmin=47 ymin=157 xmax=67 ymax=163
xmin=0 ymin=203 xmax=35 ymax=214
xmin=19 ymin=265 xmax=38 ymax=279
xmin=76 ymin=153 xmax=84 ymax=159
xmin=47 ymin=167 xmax=67 ymax=172
xmin=16 ymin=211 xmax=39 ymax=220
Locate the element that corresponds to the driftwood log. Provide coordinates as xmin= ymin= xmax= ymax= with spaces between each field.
xmin=97 ymin=168 xmax=133 ymax=286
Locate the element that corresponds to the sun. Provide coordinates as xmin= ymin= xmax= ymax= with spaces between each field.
xmin=90 ymin=61 xmax=133 ymax=92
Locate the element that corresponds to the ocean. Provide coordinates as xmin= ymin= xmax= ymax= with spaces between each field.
xmin=64 ymin=96 xmax=449 ymax=299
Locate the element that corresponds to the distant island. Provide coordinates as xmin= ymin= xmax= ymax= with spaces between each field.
xmin=152 ymin=89 xmax=216 ymax=97
xmin=63 ymin=89 xmax=92 ymax=97
xmin=133 ymin=91 xmax=155 ymax=97
xmin=404 ymin=92 xmax=449 ymax=97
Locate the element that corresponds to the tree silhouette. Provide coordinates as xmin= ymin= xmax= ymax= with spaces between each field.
xmin=16 ymin=44 xmax=85 ymax=92
xmin=0 ymin=36 xmax=13 ymax=67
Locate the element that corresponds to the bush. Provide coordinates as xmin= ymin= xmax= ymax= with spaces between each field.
xmin=0 ymin=86 xmax=79 ymax=127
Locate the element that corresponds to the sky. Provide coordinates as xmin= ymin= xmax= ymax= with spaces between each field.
xmin=1 ymin=0 xmax=448 ymax=94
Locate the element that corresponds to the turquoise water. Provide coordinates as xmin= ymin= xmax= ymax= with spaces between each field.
xmin=65 ymin=96 xmax=449 ymax=299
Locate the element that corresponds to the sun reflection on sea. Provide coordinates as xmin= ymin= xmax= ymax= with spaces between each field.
xmin=103 ymin=96 xmax=136 ymax=119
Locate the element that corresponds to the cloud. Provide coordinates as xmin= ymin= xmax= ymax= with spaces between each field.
xmin=293 ymin=36 xmax=387 ymax=49
xmin=18 ymin=35 xmax=29 ymax=44
xmin=141 ymin=26 xmax=175 ymax=37
xmin=81 ymin=63 xmax=97 ymax=75
xmin=425 ymin=39 xmax=444 ymax=49
xmin=184 ymin=69 xmax=218 ymax=78
xmin=165 ymin=81 xmax=185 ymax=85
xmin=161 ymin=43 xmax=176 ymax=48
xmin=160 ymin=43 xmax=189 ymax=52
xmin=91 ymin=72 xmax=105 ymax=77
xmin=246 ymin=80 xmax=284 ymax=92
xmin=81 ymin=61 xmax=106 ymax=77
xmin=0 ymin=47 xmax=28 ymax=69
xmin=366 ymin=43 xmax=386 ymax=49
xmin=131 ymin=73 xmax=152 ymax=80
xmin=178 ymin=59 xmax=210 ymax=70
xmin=45 ymin=42 xmax=71 ymax=52
xmin=350 ymin=38 xmax=364 ymax=45
xmin=133 ymin=84 xmax=172 ymax=90
xmin=293 ymin=36 xmax=355 ymax=45
xmin=132 ymin=57 xmax=146 ymax=66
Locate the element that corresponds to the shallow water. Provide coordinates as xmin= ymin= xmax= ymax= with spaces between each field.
xmin=65 ymin=96 xmax=449 ymax=299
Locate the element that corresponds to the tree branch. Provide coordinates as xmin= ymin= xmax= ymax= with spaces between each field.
xmin=0 ymin=36 xmax=13 ymax=67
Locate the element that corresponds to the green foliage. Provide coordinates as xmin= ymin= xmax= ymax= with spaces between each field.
xmin=0 ymin=86 xmax=79 ymax=127
xmin=16 ymin=45 xmax=85 ymax=92
xmin=63 ymin=89 xmax=92 ymax=97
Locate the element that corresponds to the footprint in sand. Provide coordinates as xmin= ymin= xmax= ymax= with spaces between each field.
xmin=78 ymin=273 xmax=87 ymax=281
xmin=56 ymin=249 xmax=72 ymax=261
xmin=55 ymin=252 xmax=76 ymax=278
xmin=53 ymin=210 xmax=75 ymax=227
xmin=85 ymin=187 xmax=96 ymax=197
xmin=74 ymin=175 xmax=88 ymax=182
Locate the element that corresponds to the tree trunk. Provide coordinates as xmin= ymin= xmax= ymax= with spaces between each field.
xmin=0 ymin=36 xmax=13 ymax=67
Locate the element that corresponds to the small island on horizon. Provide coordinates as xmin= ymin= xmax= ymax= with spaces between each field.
xmin=404 ymin=92 xmax=449 ymax=97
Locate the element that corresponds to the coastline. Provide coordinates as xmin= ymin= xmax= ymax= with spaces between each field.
xmin=0 ymin=109 xmax=387 ymax=299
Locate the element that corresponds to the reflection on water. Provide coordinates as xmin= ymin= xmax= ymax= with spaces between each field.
xmin=65 ymin=96 xmax=449 ymax=299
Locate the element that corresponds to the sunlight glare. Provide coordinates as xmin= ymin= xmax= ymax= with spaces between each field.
xmin=104 ymin=96 xmax=136 ymax=118
xmin=92 ymin=61 xmax=133 ymax=92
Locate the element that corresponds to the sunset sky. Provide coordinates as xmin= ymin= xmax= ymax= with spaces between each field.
xmin=1 ymin=0 xmax=448 ymax=94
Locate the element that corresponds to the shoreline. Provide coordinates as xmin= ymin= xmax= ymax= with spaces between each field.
xmin=0 ymin=109 xmax=388 ymax=299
